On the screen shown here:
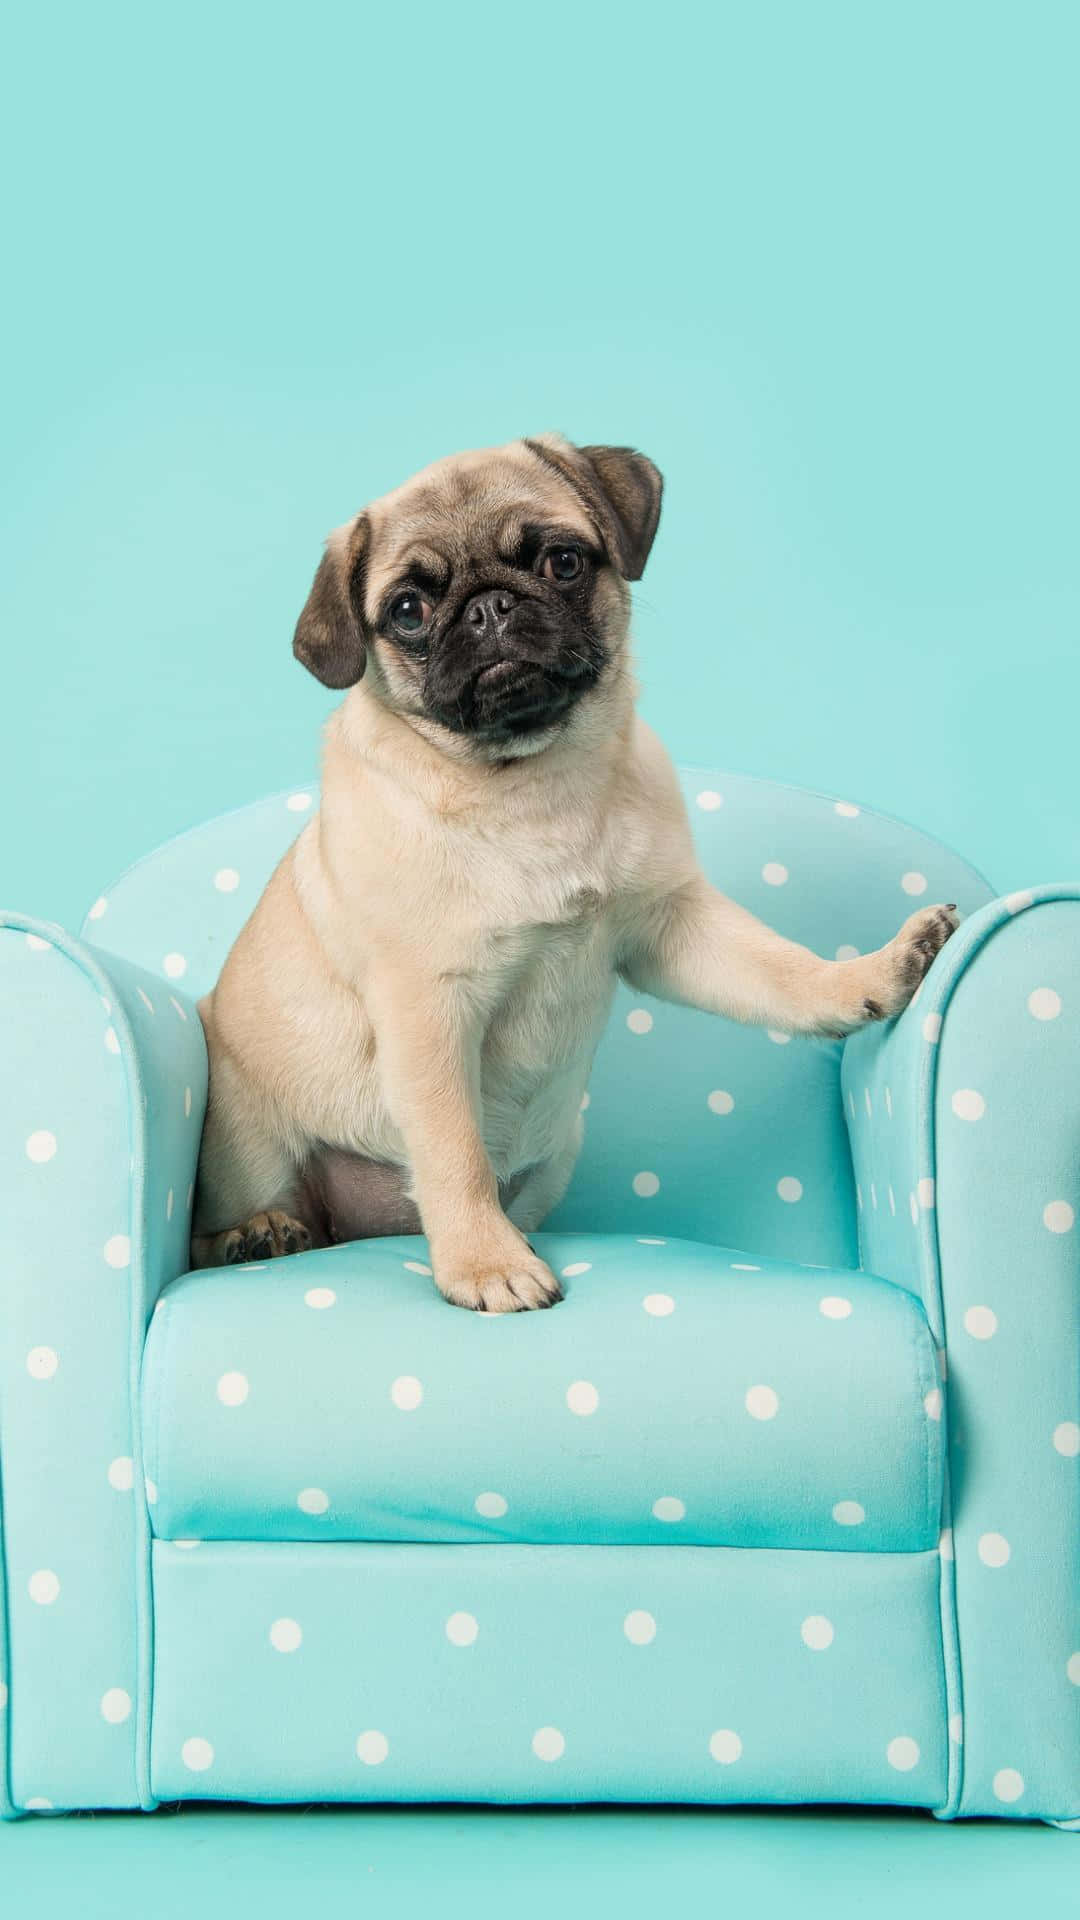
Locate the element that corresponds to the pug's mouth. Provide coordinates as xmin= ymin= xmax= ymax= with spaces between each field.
xmin=474 ymin=660 xmax=521 ymax=694
xmin=429 ymin=657 xmax=591 ymax=738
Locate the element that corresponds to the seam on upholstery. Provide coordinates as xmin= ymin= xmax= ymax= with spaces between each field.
xmin=146 ymin=1291 xmax=177 ymax=1799
xmin=912 ymin=886 xmax=1080 ymax=1819
xmin=151 ymin=1291 xmax=176 ymax=1552
xmin=909 ymin=1306 xmax=939 ymax=1553
xmin=0 ymin=914 xmax=182 ymax=1811
xmin=119 ymin=950 xmax=159 ymax=1813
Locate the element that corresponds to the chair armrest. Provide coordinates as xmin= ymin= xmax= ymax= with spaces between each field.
xmin=842 ymin=885 xmax=1080 ymax=1823
xmin=0 ymin=914 xmax=208 ymax=1814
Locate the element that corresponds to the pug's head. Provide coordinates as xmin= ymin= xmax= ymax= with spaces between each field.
xmin=293 ymin=435 xmax=662 ymax=756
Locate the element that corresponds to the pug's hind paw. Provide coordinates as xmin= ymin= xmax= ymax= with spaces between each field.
xmin=192 ymin=1209 xmax=313 ymax=1268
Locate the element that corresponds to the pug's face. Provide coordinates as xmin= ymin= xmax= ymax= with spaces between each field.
xmin=293 ymin=435 xmax=662 ymax=756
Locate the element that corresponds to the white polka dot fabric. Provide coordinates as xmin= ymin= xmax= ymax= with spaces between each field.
xmin=1 ymin=774 xmax=1074 ymax=1825
xmin=0 ymin=916 xmax=208 ymax=1816
xmin=141 ymin=1239 xmax=943 ymax=1552
xmin=148 ymin=1537 xmax=948 ymax=1809
xmin=844 ymin=886 xmax=1080 ymax=1821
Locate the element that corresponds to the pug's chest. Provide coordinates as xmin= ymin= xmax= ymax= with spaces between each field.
xmin=478 ymin=912 xmax=618 ymax=1165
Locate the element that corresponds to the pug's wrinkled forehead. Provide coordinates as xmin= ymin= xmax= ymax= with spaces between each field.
xmin=293 ymin=434 xmax=662 ymax=691
xmin=362 ymin=441 xmax=602 ymax=619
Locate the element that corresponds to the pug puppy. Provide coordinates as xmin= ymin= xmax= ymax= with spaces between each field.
xmin=192 ymin=434 xmax=956 ymax=1309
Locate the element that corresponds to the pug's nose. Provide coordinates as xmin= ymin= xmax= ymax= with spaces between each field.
xmin=465 ymin=588 xmax=515 ymax=638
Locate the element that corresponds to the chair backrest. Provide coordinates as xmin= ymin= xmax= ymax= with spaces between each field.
xmin=85 ymin=770 xmax=993 ymax=1269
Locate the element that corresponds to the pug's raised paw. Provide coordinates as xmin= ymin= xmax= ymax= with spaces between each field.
xmin=856 ymin=904 xmax=959 ymax=1025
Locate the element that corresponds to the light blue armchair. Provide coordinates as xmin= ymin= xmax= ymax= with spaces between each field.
xmin=1 ymin=769 xmax=1076 ymax=1823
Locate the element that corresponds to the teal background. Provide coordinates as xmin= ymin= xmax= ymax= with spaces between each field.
xmin=2 ymin=2 xmax=1078 ymax=929
xmin=2 ymin=1 xmax=1077 ymax=1908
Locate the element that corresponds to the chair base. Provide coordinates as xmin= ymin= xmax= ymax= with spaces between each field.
xmin=142 ymin=1540 xmax=948 ymax=1810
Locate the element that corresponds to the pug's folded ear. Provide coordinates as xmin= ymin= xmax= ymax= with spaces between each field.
xmin=293 ymin=515 xmax=370 ymax=688
xmin=526 ymin=436 xmax=664 ymax=580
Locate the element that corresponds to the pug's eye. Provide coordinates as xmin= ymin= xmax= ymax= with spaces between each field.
xmin=389 ymin=590 xmax=433 ymax=636
xmin=542 ymin=545 xmax=584 ymax=583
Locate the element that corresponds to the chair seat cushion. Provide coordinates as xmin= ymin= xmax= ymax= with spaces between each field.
xmin=141 ymin=1233 xmax=944 ymax=1552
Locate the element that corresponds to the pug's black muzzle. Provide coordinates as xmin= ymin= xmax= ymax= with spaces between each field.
xmin=423 ymin=592 xmax=604 ymax=737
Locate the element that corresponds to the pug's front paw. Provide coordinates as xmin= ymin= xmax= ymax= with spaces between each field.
xmin=865 ymin=904 xmax=959 ymax=1020
xmin=435 ymin=1241 xmax=563 ymax=1313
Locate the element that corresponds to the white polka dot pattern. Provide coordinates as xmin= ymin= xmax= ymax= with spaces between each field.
xmin=390 ymin=1375 xmax=423 ymax=1411
xmin=623 ymin=1610 xmax=656 ymax=1645
xmin=841 ymin=880 xmax=1080 ymax=1816
xmin=652 ymin=1496 xmax=686 ymax=1523
xmin=744 ymin=1384 xmax=779 ymax=1421
xmin=566 ymin=1379 xmax=599 ymax=1417
xmin=297 ymin=1488 xmax=330 ymax=1516
xmin=107 ymin=1456 xmax=134 ymax=1492
xmin=474 ymin=1492 xmax=508 ymax=1520
xmin=800 ymin=1614 xmax=834 ymax=1651
xmin=0 ymin=916 xmax=209 ymax=1816
xmin=963 ymin=1305 xmax=997 ymax=1340
xmin=217 ymin=1371 xmax=249 ymax=1407
xmin=141 ymin=1233 xmax=942 ymax=1567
